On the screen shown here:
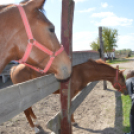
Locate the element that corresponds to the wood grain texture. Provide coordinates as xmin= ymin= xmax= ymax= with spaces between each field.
xmin=0 ymin=74 xmax=59 ymax=125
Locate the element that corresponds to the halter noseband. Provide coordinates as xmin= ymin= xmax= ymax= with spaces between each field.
xmin=15 ymin=5 xmax=64 ymax=73
xmin=113 ymin=70 xmax=126 ymax=92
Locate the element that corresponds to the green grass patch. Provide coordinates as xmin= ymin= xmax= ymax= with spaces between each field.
xmin=121 ymin=95 xmax=131 ymax=132
xmin=106 ymin=59 xmax=130 ymax=64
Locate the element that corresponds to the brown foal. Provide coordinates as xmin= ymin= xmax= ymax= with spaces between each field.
xmin=10 ymin=59 xmax=127 ymax=132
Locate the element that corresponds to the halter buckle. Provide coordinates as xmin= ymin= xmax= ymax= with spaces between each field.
xmin=50 ymin=53 xmax=55 ymax=58
xmin=28 ymin=39 xmax=36 ymax=45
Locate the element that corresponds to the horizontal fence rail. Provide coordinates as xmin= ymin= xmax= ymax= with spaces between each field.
xmin=0 ymin=52 xmax=99 ymax=125
xmin=0 ymin=74 xmax=59 ymax=125
xmin=47 ymin=81 xmax=99 ymax=133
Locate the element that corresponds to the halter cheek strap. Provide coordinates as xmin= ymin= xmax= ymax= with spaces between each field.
xmin=113 ymin=70 xmax=126 ymax=92
xmin=15 ymin=5 xmax=64 ymax=73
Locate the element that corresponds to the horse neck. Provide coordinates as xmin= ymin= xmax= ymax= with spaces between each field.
xmin=0 ymin=6 xmax=21 ymax=73
xmin=83 ymin=61 xmax=116 ymax=84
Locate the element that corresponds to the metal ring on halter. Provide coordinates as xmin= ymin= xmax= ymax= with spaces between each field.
xmin=50 ymin=53 xmax=55 ymax=58
xmin=28 ymin=39 xmax=36 ymax=45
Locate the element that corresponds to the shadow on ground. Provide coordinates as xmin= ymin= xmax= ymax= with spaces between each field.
xmin=73 ymin=88 xmax=129 ymax=134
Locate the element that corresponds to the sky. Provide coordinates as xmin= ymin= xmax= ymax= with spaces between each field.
xmin=1 ymin=0 xmax=134 ymax=51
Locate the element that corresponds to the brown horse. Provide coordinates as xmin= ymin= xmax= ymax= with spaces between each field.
xmin=10 ymin=59 xmax=127 ymax=133
xmin=0 ymin=0 xmax=71 ymax=80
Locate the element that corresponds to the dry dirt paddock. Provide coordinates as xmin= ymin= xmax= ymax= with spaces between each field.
xmin=0 ymin=81 xmax=124 ymax=134
xmin=0 ymin=60 xmax=133 ymax=134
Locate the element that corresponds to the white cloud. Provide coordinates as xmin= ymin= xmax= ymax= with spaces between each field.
xmin=79 ymin=7 xmax=96 ymax=13
xmin=101 ymin=2 xmax=108 ymax=8
xmin=92 ymin=12 xmax=114 ymax=18
xmin=0 ymin=0 xmax=15 ymax=5
xmin=73 ymin=31 xmax=97 ymax=51
xmin=91 ymin=12 xmax=133 ymax=27
xmin=117 ymin=33 xmax=134 ymax=50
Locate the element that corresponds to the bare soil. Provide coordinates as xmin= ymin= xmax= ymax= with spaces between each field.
xmin=0 ymin=60 xmax=133 ymax=134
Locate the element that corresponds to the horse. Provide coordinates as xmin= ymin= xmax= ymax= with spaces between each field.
xmin=0 ymin=0 xmax=71 ymax=80
xmin=10 ymin=59 xmax=128 ymax=133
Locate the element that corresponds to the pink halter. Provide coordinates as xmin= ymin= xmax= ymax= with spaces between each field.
xmin=113 ymin=70 xmax=126 ymax=92
xmin=15 ymin=5 xmax=64 ymax=73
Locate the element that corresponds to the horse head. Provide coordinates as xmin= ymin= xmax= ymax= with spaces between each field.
xmin=0 ymin=0 xmax=71 ymax=80
xmin=113 ymin=65 xmax=128 ymax=95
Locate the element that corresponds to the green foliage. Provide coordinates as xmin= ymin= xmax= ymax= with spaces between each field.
xmin=102 ymin=27 xmax=118 ymax=52
xmin=90 ymin=27 xmax=118 ymax=56
xmin=90 ymin=38 xmax=100 ymax=51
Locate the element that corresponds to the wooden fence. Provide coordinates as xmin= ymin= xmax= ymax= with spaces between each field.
xmin=0 ymin=0 xmax=100 ymax=133
xmin=46 ymin=81 xmax=98 ymax=134
xmin=0 ymin=51 xmax=99 ymax=125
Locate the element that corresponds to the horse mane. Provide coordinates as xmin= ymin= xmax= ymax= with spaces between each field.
xmin=87 ymin=59 xmax=115 ymax=69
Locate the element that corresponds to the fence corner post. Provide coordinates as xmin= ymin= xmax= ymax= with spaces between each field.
xmin=99 ymin=26 xmax=107 ymax=90
xmin=60 ymin=0 xmax=75 ymax=134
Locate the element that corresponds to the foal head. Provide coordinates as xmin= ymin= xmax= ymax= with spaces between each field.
xmin=95 ymin=59 xmax=127 ymax=95
xmin=0 ymin=0 xmax=71 ymax=80
xmin=113 ymin=66 xmax=128 ymax=95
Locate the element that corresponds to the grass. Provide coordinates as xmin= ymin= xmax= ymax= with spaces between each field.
xmin=121 ymin=95 xmax=131 ymax=132
xmin=106 ymin=59 xmax=131 ymax=64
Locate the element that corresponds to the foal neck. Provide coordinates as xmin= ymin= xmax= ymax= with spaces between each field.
xmin=85 ymin=60 xmax=117 ymax=84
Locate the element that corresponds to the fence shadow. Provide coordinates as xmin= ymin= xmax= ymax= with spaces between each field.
xmin=37 ymin=126 xmax=50 ymax=134
xmin=73 ymin=88 xmax=126 ymax=134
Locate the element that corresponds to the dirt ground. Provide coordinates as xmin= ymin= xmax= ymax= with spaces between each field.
xmin=0 ymin=60 xmax=133 ymax=134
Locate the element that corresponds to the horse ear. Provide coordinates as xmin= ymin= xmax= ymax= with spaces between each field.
xmin=116 ymin=65 xmax=119 ymax=70
xmin=120 ymin=69 xmax=126 ymax=73
xmin=24 ymin=0 xmax=46 ymax=10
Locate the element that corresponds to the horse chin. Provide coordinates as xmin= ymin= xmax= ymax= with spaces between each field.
xmin=55 ymin=66 xmax=71 ymax=80
xmin=55 ymin=72 xmax=70 ymax=80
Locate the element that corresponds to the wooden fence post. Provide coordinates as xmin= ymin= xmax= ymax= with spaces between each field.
xmin=99 ymin=27 xmax=107 ymax=90
xmin=60 ymin=0 xmax=74 ymax=134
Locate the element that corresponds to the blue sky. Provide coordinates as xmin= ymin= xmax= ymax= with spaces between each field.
xmin=1 ymin=0 xmax=134 ymax=51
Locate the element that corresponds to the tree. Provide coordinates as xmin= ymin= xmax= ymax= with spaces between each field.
xmin=90 ymin=38 xmax=100 ymax=51
xmin=102 ymin=27 xmax=118 ymax=58
xmin=90 ymin=27 xmax=118 ymax=58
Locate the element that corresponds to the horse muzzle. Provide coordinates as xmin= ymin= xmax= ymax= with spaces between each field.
xmin=55 ymin=64 xmax=72 ymax=80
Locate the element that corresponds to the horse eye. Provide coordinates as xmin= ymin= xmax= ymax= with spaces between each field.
xmin=49 ymin=27 xmax=55 ymax=33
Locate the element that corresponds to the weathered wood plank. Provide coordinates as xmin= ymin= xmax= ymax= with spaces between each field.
xmin=47 ymin=81 xmax=98 ymax=133
xmin=70 ymin=81 xmax=98 ymax=114
xmin=60 ymin=0 xmax=74 ymax=133
xmin=0 ymin=74 xmax=59 ymax=125
xmin=99 ymin=26 xmax=107 ymax=90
